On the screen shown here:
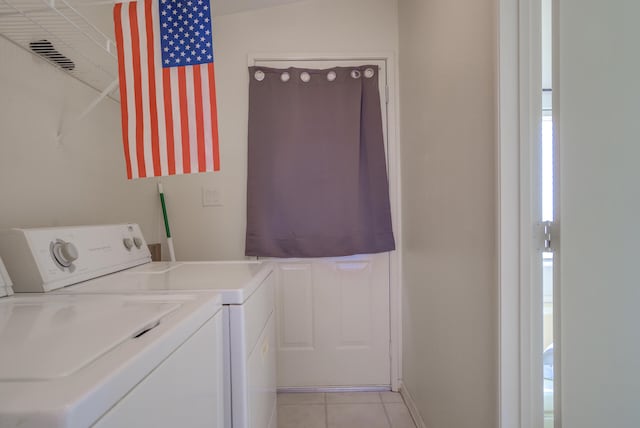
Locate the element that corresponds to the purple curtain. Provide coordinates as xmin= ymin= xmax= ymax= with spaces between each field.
xmin=245 ymin=65 xmax=395 ymax=258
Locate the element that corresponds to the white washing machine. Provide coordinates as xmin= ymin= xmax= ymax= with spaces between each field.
xmin=0 ymin=257 xmax=224 ymax=428
xmin=0 ymin=224 xmax=277 ymax=428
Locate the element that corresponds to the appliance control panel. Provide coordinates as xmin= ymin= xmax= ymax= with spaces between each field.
xmin=0 ymin=224 xmax=152 ymax=292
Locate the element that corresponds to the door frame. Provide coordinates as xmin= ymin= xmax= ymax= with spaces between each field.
xmin=499 ymin=0 xmax=538 ymax=425
xmin=499 ymin=1 xmax=561 ymax=427
xmin=498 ymin=0 xmax=523 ymax=423
xmin=247 ymin=52 xmax=403 ymax=391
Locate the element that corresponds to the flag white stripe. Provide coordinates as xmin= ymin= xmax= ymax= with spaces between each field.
xmin=115 ymin=0 xmax=219 ymax=178
xmin=151 ymin=3 xmax=168 ymax=176
xmin=170 ymin=67 xmax=183 ymax=175
xmin=136 ymin=1 xmax=153 ymax=177
xmin=185 ymin=66 xmax=198 ymax=173
xmin=120 ymin=5 xmax=138 ymax=179
xmin=201 ymin=64 xmax=214 ymax=172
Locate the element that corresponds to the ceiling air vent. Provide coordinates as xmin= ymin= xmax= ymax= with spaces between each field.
xmin=29 ymin=39 xmax=75 ymax=71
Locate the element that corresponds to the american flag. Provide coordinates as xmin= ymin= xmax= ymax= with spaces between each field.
xmin=113 ymin=0 xmax=220 ymax=179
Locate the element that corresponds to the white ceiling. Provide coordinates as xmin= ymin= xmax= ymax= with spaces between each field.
xmin=69 ymin=0 xmax=309 ymax=17
xmin=212 ymin=0 xmax=308 ymax=16
xmin=66 ymin=0 xmax=309 ymax=41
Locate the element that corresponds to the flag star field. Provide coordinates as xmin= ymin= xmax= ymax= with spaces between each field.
xmin=159 ymin=0 xmax=214 ymax=67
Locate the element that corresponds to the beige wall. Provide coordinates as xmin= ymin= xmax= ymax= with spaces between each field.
xmin=0 ymin=37 xmax=164 ymax=245
xmin=0 ymin=0 xmax=398 ymax=261
xmin=1 ymin=5 xmax=500 ymax=425
xmin=398 ymin=1 xmax=498 ymax=427
xmin=156 ymin=0 xmax=399 ymax=260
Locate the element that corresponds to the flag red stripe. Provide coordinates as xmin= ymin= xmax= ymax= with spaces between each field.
xmin=144 ymin=0 xmax=161 ymax=176
xmin=114 ymin=1 xmax=220 ymax=179
xmin=162 ymin=68 xmax=176 ymax=175
xmin=193 ymin=66 xmax=206 ymax=172
xmin=128 ymin=3 xmax=146 ymax=178
xmin=177 ymin=66 xmax=191 ymax=173
xmin=208 ymin=63 xmax=220 ymax=171
xmin=113 ymin=4 xmax=132 ymax=179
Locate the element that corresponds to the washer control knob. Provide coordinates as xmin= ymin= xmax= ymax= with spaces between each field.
xmin=51 ymin=241 xmax=78 ymax=267
xmin=123 ymin=238 xmax=134 ymax=250
xmin=133 ymin=237 xmax=144 ymax=249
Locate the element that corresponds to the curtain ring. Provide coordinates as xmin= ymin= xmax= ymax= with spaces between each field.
xmin=254 ymin=70 xmax=265 ymax=81
xmin=327 ymin=71 xmax=337 ymax=82
xmin=364 ymin=68 xmax=375 ymax=79
xmin=351 ymin=69 xmax=361 ymax=79
xmin=281 ymin=72 xmax=291 ymax=82
xmin=300 ymin=72 xmax=311 ymax=82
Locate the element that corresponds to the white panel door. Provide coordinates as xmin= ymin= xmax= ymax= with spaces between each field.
xmin=276 ymin=254 xmax=390 ymax=387
xmin=254 ymin=58 xmax=391 ymax=388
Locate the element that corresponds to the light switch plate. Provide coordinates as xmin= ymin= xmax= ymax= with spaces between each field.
xmin=202 ymin=187 xmax=223 ymax=207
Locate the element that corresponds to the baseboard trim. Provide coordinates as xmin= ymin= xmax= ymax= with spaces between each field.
xmin=399 ymin=381 xmax=427 ymax=428
xmin=277 ymin=385 xmax=391 ymax=393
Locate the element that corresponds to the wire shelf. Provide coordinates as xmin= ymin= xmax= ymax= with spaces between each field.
xmin=0 ymin=0 xmax=119 ymax=101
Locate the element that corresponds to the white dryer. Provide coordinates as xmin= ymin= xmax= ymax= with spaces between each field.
xmin=0 ymin=257 xmax=224 ymax=428
xmin=0 ymin=224 xmax=277 ymax=428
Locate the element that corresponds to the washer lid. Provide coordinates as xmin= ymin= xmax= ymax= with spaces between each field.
xmin=0 ymin=295 xmax=179 ymax=380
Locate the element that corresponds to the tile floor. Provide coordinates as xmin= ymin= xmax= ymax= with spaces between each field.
xmin=277 ymin=391 xmax=417 ymax=428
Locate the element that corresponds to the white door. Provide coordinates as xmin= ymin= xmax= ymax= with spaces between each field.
xmin=253 ymin=58 xmax=392 ymax=388
xmin=558 ymin=2 xmax=640 ymax=427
